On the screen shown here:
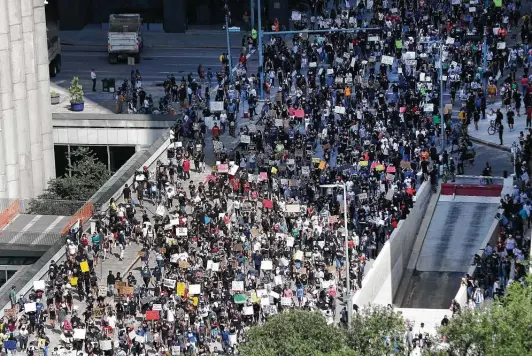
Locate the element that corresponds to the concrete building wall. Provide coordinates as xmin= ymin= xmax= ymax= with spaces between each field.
xmin=0 ymin=0 xmax=55 ymax=199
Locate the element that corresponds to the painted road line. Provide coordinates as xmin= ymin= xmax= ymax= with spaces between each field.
xmin=8 ymin=215 xmax=43 ymax=244
xmin=31 ymin=216 xmax=65 ymax=245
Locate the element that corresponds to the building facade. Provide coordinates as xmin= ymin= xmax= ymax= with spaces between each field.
xmin=0 ymin=0 xmax=55 ymax=199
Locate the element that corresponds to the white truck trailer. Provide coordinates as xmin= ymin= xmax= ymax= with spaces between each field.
xmin=108 ymin=14 xmax=143 ymax=64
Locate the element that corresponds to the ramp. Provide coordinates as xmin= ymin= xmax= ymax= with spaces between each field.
xmin=396 ymin=182 xmax=503 ymax=309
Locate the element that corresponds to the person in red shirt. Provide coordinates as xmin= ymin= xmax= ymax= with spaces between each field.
xmin=182 ymin=159 xmax=190 ymax=179
xmin=212 ymin=124 xmax=220 ymax=139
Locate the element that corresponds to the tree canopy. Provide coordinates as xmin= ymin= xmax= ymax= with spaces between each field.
xmin=239 ymin=306 xmax=406 ymax=356
xmin=439 ymin=275 xmax=532 ymax=356
xmin=29 ymin=147 xmax=110 ymax=215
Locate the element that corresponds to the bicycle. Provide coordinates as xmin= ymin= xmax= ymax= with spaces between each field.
xmin=487 ymin=120 xmax=497 ymax=135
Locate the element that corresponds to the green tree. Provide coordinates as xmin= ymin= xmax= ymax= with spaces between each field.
xmin=238 ymin=311 xmax=356 ymax=356
xmin=346 ymin=304 xmax=406 ymax=355
xmin=438 ymin=275 xmax=532 ymax=355
xmin=29 ymin=147 xmax=111 ymax=215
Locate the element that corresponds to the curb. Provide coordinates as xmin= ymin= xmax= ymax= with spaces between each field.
xmin=61 ymin=42 xmax=242 ymax=50
xmin=123 ymin=254 xmax=142 ymax=274
xmin=469 ymin=136 xmax=511 ymax=152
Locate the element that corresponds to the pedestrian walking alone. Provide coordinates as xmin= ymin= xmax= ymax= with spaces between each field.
xmin=91 ymin=69 xmax=97 ymax=91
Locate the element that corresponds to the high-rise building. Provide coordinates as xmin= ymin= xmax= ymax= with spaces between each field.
xmin=0 ymin=0 xmax=56 ymax=199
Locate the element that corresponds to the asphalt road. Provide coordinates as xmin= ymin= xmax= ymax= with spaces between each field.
xmin=462 ymin=143 xmax=513 ymax=176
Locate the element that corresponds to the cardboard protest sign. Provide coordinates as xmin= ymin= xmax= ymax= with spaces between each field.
xmin=3 ymin=309 xmax=17 ymax=318
xmin=120 ymin=286 xmax=134 ymax=295
xmin=179 ymin=260 xmax=190 ymax=269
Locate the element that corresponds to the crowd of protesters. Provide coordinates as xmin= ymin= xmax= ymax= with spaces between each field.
xmin=2 ymin=0 xmax=532 ymax=355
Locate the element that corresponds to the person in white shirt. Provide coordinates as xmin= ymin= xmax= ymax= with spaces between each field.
xmin=90 ymin=69 xmax=97 ymax=91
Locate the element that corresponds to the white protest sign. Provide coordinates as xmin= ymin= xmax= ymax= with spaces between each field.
xmin=309 ymin=62 xmax=317 ymax=68
xmin=188 ymin=284 xmax=201 ymax=295
xmin=350 ymin=57 xmax=356 ymax=67
xmin=274 ymin=275 xmax=283 ymax=286
xmin=302 ymin=166 xmax=310 ymax=175
xmin=243 ymin=306 xmax=254 ymax=315
xmin=294 ymin=250 xmax=304 ymax=260
xmin=240 ymin=135 xmax=251 ymax=144
xmin=232 ymin=281 xmax=244 ymax=291
xmin=176 ymin=227 xmax=188 ymax=236
xmin=73 ymin=329 xmax=86 ymax=340
xmin=212 ymin=262 xmax=220 ymax=272
xmin=260 ymin=297 xmax=270 ymax=306
xmin=286 ymin=204 xmax=300 ymax=213
xmin=281 ymin=297 xmax=292 ymax=306
xmin=261 ymin=260 xmax=273 ymax=270
xmin=446 ymin=37 xmax=455 ymax=45
xmin=100 ymin=340 xmax=112 ymax=350
xmin=270 ymin=291 xmax=280 ymax=299
xmin=334 ymin=106 xmax=346 ymax=114
xmin=286 ymin=236 xmax=294 ymax=247
xmin=380 ymin=55 xmax=394 ymax=65
xmin=291 ymin=11 xmax=302 ymax=21
xmin=210 ymin=101 xmax=224 ymax=112
xmin=24 ymin=302 xmax=37 ymax=313
xmin=405 ymin=52 xmax=416 ymax=60
xmin=33 ymin=280 xmax=45 ymax=291
xmin=275 ymin=119 xmax=283 ymax=127
xmin=153 ymin=304 xmax=162 ymax=311
xmin=423 ymin=103 xmax=434 ymax=112
xmin=327 ymin=68 xmax=334 ymax=75
xmin=497 ymin=42 xmax=506 ymax=49
xmin=163 ymin=279 xmax=176 ymax=288
xmin=358 ymin=193 xmax=368 ymax=200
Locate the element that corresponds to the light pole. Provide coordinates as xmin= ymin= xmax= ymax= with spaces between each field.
xmin=257 ymin=0 xmax=263 ymax=99
xmin=320 ymin=183 xmax=352 ymax=329
xmin=225 ymin=10 xmax=233 ymax=83
xmin=250 ymin=0 xmax=255 ymax=31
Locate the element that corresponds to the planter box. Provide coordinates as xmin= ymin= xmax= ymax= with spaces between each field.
xmin=51 ymin=96 xmax=60 ymax=105
xmin=71 ymin=102 xmax=85 ymax=112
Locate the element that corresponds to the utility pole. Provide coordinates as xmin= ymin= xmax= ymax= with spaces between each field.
xmin=224 ymin=1 xmax=233 ymax=83
xmin=257 ymin=0 xmax=264 ymax=99
xmin=482 ymin=0 xmax=490 ymax=97
xmin=250 ymin=0 xmax=255 ymax=31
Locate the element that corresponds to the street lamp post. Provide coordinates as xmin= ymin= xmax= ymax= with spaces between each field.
xmin=250 ymin=0 xmax=255 ymax=31
xmin=225 ymin=12 xmax=233 ymax=83
xmin=257 ymin=0 xmax=263 ymax=99
xmin=320 ymin=183 xmax=352 ymax=329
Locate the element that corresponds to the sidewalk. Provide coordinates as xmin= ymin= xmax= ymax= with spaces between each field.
xmin=60 ymin=25 xmax=246 ymax=50
xmin=466 ymin=99 xmax=527 ymax=152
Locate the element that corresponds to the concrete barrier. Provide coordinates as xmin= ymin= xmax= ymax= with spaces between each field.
xmin=452 ymin=177 xmax=514 ymax=307
xmin=353 ymin=181 xmax=433 ymax=307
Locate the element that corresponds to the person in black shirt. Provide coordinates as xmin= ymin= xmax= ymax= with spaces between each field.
xmin=123 ymin=184 xmax=131 ymax=200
